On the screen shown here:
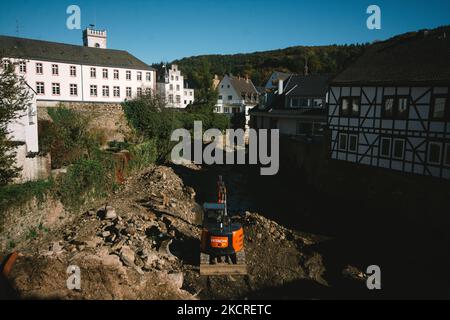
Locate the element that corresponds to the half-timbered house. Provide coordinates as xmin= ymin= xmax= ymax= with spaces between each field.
xmin=327 ymin=27 xmax=450 ymax=179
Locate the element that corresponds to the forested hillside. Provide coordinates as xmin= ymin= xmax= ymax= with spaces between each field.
xmin=151 ymin=43 xmax=367 ymax=104
xmin=167 ymin=44 xmax=366 ymax=86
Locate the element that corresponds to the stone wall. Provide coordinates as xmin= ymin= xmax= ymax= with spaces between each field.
xmin=37 ymin=102 xmax=132 ymax=143
xmin=0 ymin=196 xmax=66 ymax=252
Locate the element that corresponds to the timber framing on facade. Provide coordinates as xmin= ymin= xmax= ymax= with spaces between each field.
xmin=328 ymin=26 xmax=450 ymax=179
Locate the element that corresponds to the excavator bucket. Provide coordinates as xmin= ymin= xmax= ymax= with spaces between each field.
xmin=200 ymin=264 xmax=247 ymax=276
xmin=199 ymin=251 xmax=247 ymax=276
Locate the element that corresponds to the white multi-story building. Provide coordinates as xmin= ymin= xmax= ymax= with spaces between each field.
xmin=157 ymin=64 xmax=194 ymax=108
xmin=0 ymin=27 xmax=156 ymax=106
xmin=215 ymin=74 xmax=259 ymax=130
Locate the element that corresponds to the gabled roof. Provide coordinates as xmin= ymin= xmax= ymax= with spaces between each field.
xmin=0 ymin=35 xmax=154 ymax=71
xmin=269 ymin=71 xmax=291 ymax=81
xmin=227 ymin=75 xmax=258 ymax=95
xmin=251 ymin=74 xmax=330 ymax=114
xmin=283 ymin=74 xmax=331 ymax=97
xmin=332 ymin=26 xmax=450 ymax=86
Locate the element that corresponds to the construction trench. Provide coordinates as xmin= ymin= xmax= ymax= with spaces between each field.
xmin=2 ymin=159 xmax=449 ymax=299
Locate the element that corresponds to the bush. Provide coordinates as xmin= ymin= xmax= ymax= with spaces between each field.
xmin=129 ymin=139 xmax=158 ymax=171
xmin=0 ymin=179 xmax=53 ymax=213
xmin=40 ymin=106 xmax=98 ymax=168
xmin=57 ymin=159 xmax=112 ymax=210
xmin=122 ymin=94 xmax=230 ymax=162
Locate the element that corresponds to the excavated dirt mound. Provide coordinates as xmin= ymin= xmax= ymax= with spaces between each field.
xmin=2 ymin=165 xmax=329 ymax=300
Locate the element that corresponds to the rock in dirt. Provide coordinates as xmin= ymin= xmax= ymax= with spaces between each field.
xmin=165 ymin=272 xmax=184 ymax=290
xmin=98 ymin=206 xmax=117 ymax=220
xmin=120 ymin=246 xmax=135 ymax=267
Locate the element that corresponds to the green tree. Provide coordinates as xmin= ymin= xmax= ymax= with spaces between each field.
xmin=0 ymin=58 xmax=33 ymax=186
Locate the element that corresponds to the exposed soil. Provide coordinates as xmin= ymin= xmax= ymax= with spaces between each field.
xmin=2 ymin=163 xmax=364 ymax=300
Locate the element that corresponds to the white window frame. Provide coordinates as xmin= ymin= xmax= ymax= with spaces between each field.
xmin=102 ymin=85 xmax=110 ymax=97
xmin=445 ymin=143 xmax=450 ymax=167
xmin=36 ymin=63 xmax=43 ymax=75
xmin=52 ymin=64 xmax=59 ymax=76
xmin=90 ymin=85 xmax=97 ymax=97
xmin=137 ymin=72 xmax=142 ymax=81
xmin=114 ymin=69 xmax=119 ymax=80
xmin=90 ymin=67 xmax=96 ymax=78
xmin=126 ymin=71 xmax=131 ymax=80
xmin=428 ymin=142 xmax=442 ymax=165
xmin=137 ymin=88 xmax=143 ymax=97
xmin=380 ymin=137 xmax=392 ymax=157
xmin=69 ymin=84 xmax=78 ymax=96
xmin=348 ymin=134 xmax=358 ymax=153
xmin=113 ymin=86 xmax=120 ymax=97
xmin=52 ymin=83 xmax=60 ymax=95
xmin=102 ymin=69 xmax=108 ymax=79
xmin=19 ymin=61 xmax=26 ymax=73
xmin=70 ymin=66 xmax=77 ymax=77
xmin=146 ymin=72 xmax=151 ymax=82
xmin=126 ymin=87 xmax=132 ymax=98
xmin=393 ymin=138 xmax=405 ymax=160
xmin=36 ymin=82 xmax=45 ymax=95
xmin=338 ymin=133 xmax=348 ymax=151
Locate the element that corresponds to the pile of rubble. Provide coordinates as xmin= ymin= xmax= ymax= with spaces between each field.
xmin=4 ymin=164 xmax=329 ymax=300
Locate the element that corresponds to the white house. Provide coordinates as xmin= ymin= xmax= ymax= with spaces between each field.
xmin=3 ymin=81 xmax=48 ymax=182
xmin=215 ymin=74 xmax=259 ymax=130
xmin=0 ymin=27 xmax=156 ymax=107
xmin=328 ymin=26 xmax=450 ymax=180
xmin=157 ymin=64 xmax=194 ymax=108
xmin=250 ymin=74 xmax=330 ymax=137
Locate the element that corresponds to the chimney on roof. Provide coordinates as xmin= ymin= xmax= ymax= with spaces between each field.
xmin=278 ymin=79 xmax=284 ymax=95
xmin=304 ymin=57 xmax=309 ymax=76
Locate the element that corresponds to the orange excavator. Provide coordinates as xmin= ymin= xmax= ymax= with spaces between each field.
xmin=200 ymin=176 xmax=247 ymax=276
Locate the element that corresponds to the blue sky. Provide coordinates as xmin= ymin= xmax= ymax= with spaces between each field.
xmin=1 ymin=0 xmax=449 ymax=64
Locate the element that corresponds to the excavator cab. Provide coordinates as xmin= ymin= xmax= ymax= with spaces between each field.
xmin=199 ymin=177 xmax=247 ymax=276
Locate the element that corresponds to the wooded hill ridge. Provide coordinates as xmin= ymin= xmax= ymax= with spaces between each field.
xmin=157 ymin=43 xmax=368 ymax=87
